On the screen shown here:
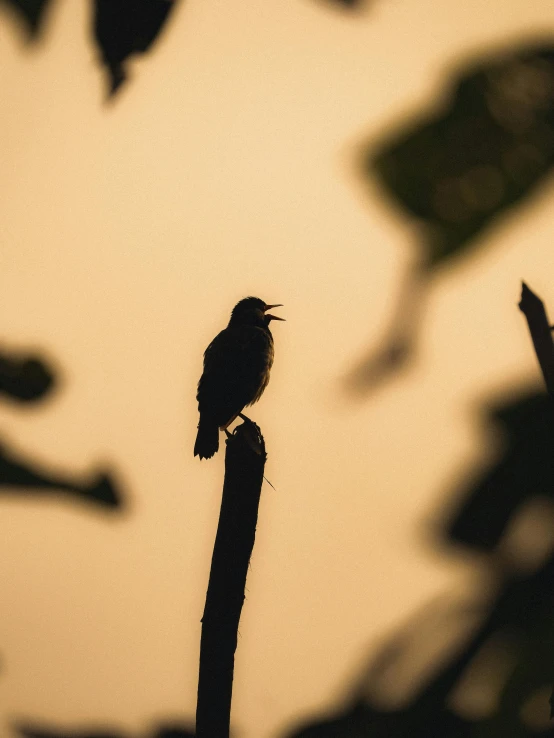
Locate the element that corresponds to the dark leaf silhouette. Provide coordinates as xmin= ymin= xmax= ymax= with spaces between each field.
xmin=285 ymin=598 xmax=477 ymax=737
xmin=287 ymin=579 xmax=554 ymax=736
xmin=0 ymin=349 xmax=56 ymax=403
xmin=369 ymin=42 xmax=554 ymax=266
xmin=349 ymin=41 xmax=554 ymax=393
xmin=289 ymin=383 xmax=554 ymax=737
xmin=0 ymin=0 xmax=51 ymax=38
xmin=289 ymin=705 xmax=471 ymax=738
xmin=0 ymin=442 xmax=123 ymax=509
xmin=445 ymin=391 xmax=554 ymax=551
xmin=93 ymin=0 xmax=179 ymax=96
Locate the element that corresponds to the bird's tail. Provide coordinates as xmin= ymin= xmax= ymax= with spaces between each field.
xmin=194 ymin=414 xmax=219 ymax=459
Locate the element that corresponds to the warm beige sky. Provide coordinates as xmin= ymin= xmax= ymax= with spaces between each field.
xmin=2 ymin=1 xmax=554 ymax=736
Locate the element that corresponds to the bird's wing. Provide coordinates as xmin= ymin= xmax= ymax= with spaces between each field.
xmin=197 ymin=325 xmax=273 ymax=426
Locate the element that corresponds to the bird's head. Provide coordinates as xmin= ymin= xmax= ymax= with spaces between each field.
xmin=229 ymin=297 xmax=285 ymax=327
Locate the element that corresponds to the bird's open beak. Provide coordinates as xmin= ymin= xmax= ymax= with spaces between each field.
xmin=264 ymin=304 xmax=285 ymax=321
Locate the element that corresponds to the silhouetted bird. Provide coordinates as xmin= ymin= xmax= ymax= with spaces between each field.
xmin=194 ymin=297 xmax=284 ymax=460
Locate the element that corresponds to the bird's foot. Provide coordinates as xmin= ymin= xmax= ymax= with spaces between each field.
xmin=234 ymin=419 xmax=264 ymax=456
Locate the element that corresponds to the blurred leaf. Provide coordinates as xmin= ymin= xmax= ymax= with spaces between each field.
xmin=93 ymin=0 xmax=179 ymax=96
xmin=0 ymin=349 xmax=56 ymax=403
xmin=288 ymin=708 xmax=471 ymax=738
xmin=349 ymin=44 xmax=554 ymax=395
xmin=289 ymin=389 xmax=554 ymax=737
xmin=319 ymin=0 xmax=364 ymax=7
xmin=16 ymin=723 xmax=194 ymax=738
xmin=18 ymin=729 xmax=121 ymax=738
xmin=287 ymin=554 xmax=554 ymax=737
xmin=0 ymin=442 xmax=123 ymax=509
xmin=0 ymin=0 xmax=51 ymax=38
xmin=366 ymin=42 xmax=554 ymax=267
xmin=154 ymin=725 xmax=195 ymax=738
xmin=446 ymin=391 xmax=554 ymax=551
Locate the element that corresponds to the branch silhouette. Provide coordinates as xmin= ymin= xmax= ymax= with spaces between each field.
xmin=518 ymin=282 xmax=554 ymax=398
xmin=518 ymin=283 xmax=554 ymax=719
xmin=196 ymin=420 xmax=267 ymax=738
xmin=0 ymin=442 xmax=122 ymax=509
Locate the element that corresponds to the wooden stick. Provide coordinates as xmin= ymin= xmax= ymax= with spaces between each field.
xmin=196 ymin=421 xmax=267 ymax=738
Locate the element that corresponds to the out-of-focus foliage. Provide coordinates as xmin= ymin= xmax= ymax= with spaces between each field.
xmin=349 ymin=42 xmax=554 ymax=395
xmin=1 ymin=0 xmax=180 ymax=97
xmin=93 ymin=0 xmax=179 ymax=96
xmin=1 ymin=0 xmax=370 ymax=98
xmin=366 ymin=42 xmax=554 ymax=267
xmin=447 ymin=391 xmax=554 ymax=551
xmin=0 ymin=443 xmax=123 ymax=509
xmin=0 ymin=344 xmax=123 ymax=509
xmin=17 ymin=723 xmax=195 ymax=738
xmin=320 ymin=0 xmax=364 ymax=7
xmin=0 ymin=0 xmax=51 ymax=37
xmin=287 ymin=389 xmax=554 ymax=737
xmin=4 ymin=2 xmax=554 ymax=734
xmin=0 ymin=348 xmax=56 ymax=403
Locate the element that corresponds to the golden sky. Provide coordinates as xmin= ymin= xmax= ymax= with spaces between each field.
xmin=1 ymin=1 xmax=554 ymax=736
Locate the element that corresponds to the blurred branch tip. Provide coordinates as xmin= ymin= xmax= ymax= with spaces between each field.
xmin=0 ymin=443 xmax=124 ymax=511
xmin=518 ymin=281 xmax=554 ymax=397
xmin=343 ymin=261 xmax=425 ymax=397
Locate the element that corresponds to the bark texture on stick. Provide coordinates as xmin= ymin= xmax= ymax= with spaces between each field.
xmin=196 ymin=421 xmax=267 ymax=738
xmin=518 ymin=282 xmax=554 ymax=397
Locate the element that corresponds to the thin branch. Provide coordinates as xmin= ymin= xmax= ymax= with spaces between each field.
xmin=518 ymin=281 xmax=554 ymax=397
xmin=195 ymin=421 xmax=267 ymax=738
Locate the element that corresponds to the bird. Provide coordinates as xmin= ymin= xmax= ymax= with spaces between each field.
xmin=194 ymin=297 xmax=284 ymax=459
